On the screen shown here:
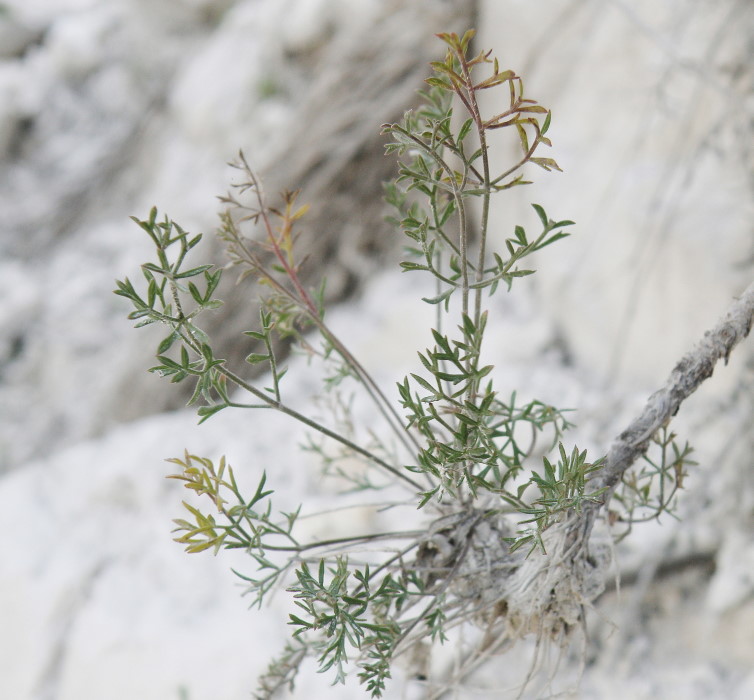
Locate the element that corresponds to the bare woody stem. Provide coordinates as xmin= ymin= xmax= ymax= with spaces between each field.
xmin=596 ymin=279 xmax=754 ymax=497
xmin=572 ymin=279 xmax=754 ymax=549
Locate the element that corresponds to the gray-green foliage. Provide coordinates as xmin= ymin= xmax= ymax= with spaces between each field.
xmin=115 ymin=30 xmax=693 ymax=697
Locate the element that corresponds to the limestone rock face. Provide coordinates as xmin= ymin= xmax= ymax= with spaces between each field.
xmin=478 ymin=0 xmax=753 ymax=391
xmin=0 ymin=0 xmax=472 ymax=470
xmin=1 ymin=0 xmax=753 ymax=698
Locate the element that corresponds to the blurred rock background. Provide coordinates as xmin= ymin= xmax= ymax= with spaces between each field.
xmin=0 ymin=0 xmax=472 ymax=470
xmin=0 ymin=0 xmax=752 ymax=698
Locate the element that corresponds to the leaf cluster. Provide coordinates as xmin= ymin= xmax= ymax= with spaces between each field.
xmin=503 ymin=444 xmax=606 ymax=555
xmin=167 ymin=452 xmax=300 ymax=604
xmin=113 ymin=209 xmax=233 ymax=418
xmin=609 ymin=426 xmax=695 ymax=540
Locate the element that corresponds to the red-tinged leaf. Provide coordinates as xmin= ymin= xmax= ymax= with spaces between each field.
xmin=435 ymin=32 xmax=455 ymax=47
xmin=518 ymin=105 xmax=549 ymax=114
xmin=484 ymin=116 xmax=517 ymax=130
xmin=429 ymin=60 xmax=453 ymax=74
xmin=459 ymin=29 xmax=476 ymax=51
xmin=429 ymin=62 xmax=464 ymax=86
xmin=530 ymin=157 xmax=563 ymax=172
xmin=474 ymin=70 xmax=515 ymax=90
xmin=494 ymin=175 xmax=532 ymax=191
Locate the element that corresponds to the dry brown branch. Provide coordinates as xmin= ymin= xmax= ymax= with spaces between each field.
xmin=596 ymin=279 xmax=754 ymax=496
xmin=498 ymin=280 xmax=754 ymax=641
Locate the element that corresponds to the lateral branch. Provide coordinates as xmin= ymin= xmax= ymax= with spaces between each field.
xmin=595 ymin=279 xmax=754 ymax=498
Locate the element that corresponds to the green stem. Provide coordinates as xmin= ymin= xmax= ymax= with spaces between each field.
xmin=227 ymin=171 xmax=423 ymax=462
xmin=456 ymin=48 xmax=491 ymax=334
xmin=251 ymin=529 xmax=425 ymax=554
xmin=218 ymin=365 xmax=424 ymax=492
